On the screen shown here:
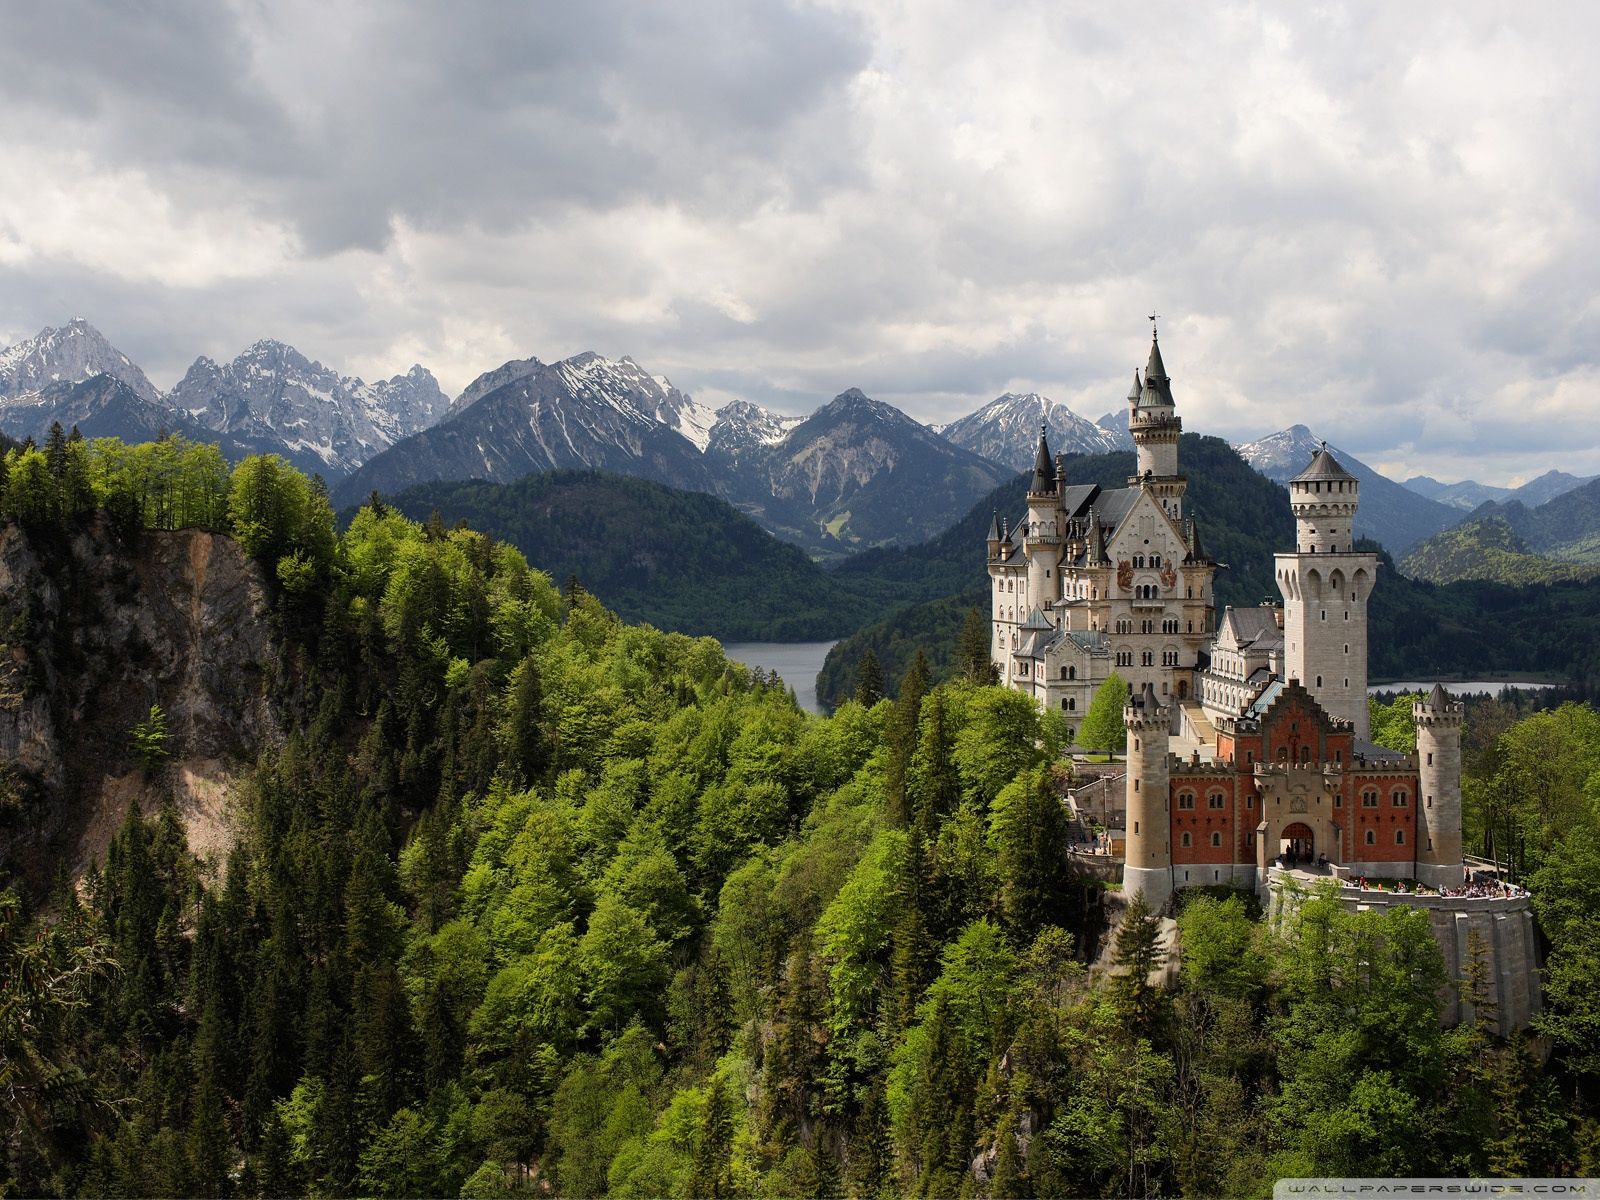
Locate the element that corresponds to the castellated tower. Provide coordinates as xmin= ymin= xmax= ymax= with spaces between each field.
xmin=1122 ymin=682 xmax=1173 ymax=911
xmin=1128 ymin=332 xmax=1185 ymax=521
xmin=1414 ymin=683 xmax=1466 ymax=889
xmin=1274 ymin=445 xmax=1378 ymax=741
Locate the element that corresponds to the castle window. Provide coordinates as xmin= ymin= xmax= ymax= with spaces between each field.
xmin=1396 ymin=829 xmax=1406 ymax=845
xmin=1133 ymin=821 xmax=1139 ymax=834
xmin=1426 ymin=752 xmax=1432 ymax=765
xmin=1069 ymin=666 xmax=1076 ymax=680
xmin=1060 ymin=666 xmax=1068 ymax=680
xmin=1061 ymin=699 xmax=1069 ymax=710
xmin=1178 ymin=792 xmax=1195 ymax=810
xmin=1365 ymin=829 xmax=1377 ymax=846
xmin=1362 ymin=790 xmax=1379 ymax=807
xmin=1208 ymin=792 xmax=1225 ymax=810
xmin=1211 ymin=831 xmax=1223 ymax=847
xmin=1068 ymin=698 xmax=1076 ymax=711
xmin=1392 ymin=790 xmax=1408 ymax=807
xmin=1426 ymin=795 xmax=1432 ymax=808
xmin=1316 ymin=675 xmax=1322 ymax=688
xmin=1181 ymin=832 xmax=1192 ymax=848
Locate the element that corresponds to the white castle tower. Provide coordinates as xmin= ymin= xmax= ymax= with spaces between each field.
xmin=1274 ymin=445 xmax=1378 ymax=741
xmin=1129 ymin=332 xmax=1185 ymax=522
xmin=1121 ymin=681 xmax=1173 ymax=911
xmin=1414 ymin=683 xmax=1466 ymax=888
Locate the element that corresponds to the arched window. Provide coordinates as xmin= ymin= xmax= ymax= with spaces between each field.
xmin=1362 ymin=789 xmax=1379 ymax=808
xmin=1210 ymin=831 xmax=1222 ymax=847
xmin=1365 ymin=829 xmax=1377 ymax=845
xmin=1180 ymin=831 xmax=1192 ymax=848
xmin=1068 ymin=666 xmax=1076 ymax=680
xmin=1392 ymin=790 xmax=1408 ymax=808
xmin=1395 ymin=829 xmax=1406 ymax=845
xmin=1067 ymin=698 xmax=1076 ymax=711
xmin=1207 ymin=792 xmax=1225 ymax=810
xmin=1177 ymin=791 xmax=1195 ymax=810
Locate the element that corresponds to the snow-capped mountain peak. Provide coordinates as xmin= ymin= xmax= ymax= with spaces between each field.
xmin=1232 ymin=424 xmax=1322 ymax=479
xmin=0 ymin=319 xmax=161 ymax=406
xmin=167 ymin=341 xmax=447 ymax=477
xmin=940 ymin=390 xmax=1129 ymax=472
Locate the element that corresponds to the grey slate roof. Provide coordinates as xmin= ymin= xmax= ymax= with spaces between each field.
xmin=1291 ymin=445 xmax=1356 ymax=484
xmin=1031 ymin=427 xmax=1055 ymax=492
xmin=1140 ymin=335 xmax=1174 ymax=407
xmin=1219 ymin=605 xmax=1284 ymax=652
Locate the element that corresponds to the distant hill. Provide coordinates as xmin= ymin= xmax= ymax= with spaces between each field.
xmin=1457 ymin=475 xmax=1600 ymax=566
xmin=1403 ymin=469 xmax=1593 ymax=512
xmin=373 ymin=471 xmax=862 ymax=641
xmin=1234 ymin=424 xmax=1458 ymax=556
xmin=1399 ymin=515 xmax=1600 ymax=585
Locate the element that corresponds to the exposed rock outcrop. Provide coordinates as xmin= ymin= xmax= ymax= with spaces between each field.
xmin=0 ymin=518 xmax=281 ymax=887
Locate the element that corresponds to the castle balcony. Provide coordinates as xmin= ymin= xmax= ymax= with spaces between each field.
xmin=1130 ymin=595 xmax=1166 ymax=609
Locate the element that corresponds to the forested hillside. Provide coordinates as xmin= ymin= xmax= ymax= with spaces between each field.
xmin=372 ymin=471 xmax=862 ymax=642
xmin=3 ymin=435 xmax=1600 ymax=1196
xmin=1400 ymin=515 xmax=1600 ymax=585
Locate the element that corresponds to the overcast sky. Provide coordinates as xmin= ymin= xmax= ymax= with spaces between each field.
xmin=1 ymin=1 xmax=1596 ymax=485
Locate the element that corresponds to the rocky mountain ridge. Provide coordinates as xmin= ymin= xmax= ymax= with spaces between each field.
xmin=938 ymin=390 xmax=1128 ymax=470
xmin=0 ymin=318 xmax=162 ymax=405
xmin=168 ymin=339 xmax=447 ymax=477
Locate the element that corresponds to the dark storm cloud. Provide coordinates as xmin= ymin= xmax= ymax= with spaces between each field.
xmin=0 ymin=0 xmax=870 ymax=253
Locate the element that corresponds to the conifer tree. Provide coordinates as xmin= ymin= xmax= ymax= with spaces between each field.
xmin=689 ymin=1076 xmax=736 ymax=1200
xmin=912 ymin=995 xmax=975 ymax=1199
xmin=884 ymin=650 xmax=930 ymax=828
xmin=955 ymin=607 xmax=997 ymax=684
xmin=854 ymin=649 xmax=885 ymax=707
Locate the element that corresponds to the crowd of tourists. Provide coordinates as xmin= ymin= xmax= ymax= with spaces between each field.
xmin=1340 ymin=873 xmax=1527 ymax=898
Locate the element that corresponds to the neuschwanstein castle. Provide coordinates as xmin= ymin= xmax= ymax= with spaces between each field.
xmin=986 ymin=331 xmax=1471 ymax=903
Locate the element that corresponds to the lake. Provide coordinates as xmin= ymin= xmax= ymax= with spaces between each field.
xmin=1369 ymin=680 xmax=1557 ymax=696
xmin=721 ymin=641 xmax=839 ymax=714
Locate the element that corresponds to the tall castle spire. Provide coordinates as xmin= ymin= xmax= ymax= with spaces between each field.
xmin=1127 ymin=323 xmax=1185 ymax=518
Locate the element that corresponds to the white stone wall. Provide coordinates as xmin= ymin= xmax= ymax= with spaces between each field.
xmin=1276 ymin=550 xmax=1377 ymax=741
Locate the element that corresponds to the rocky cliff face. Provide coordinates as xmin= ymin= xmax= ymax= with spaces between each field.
xmin=0 ymin=519 xmax=280 ymax=887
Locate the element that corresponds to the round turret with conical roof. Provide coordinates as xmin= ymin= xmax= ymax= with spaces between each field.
xmin=1288 ymin=442 xmax=1359 ymax=554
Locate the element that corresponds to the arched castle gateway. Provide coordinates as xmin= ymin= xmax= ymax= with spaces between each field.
xmin=989 ymin=329 xmax=1540 ymax=1031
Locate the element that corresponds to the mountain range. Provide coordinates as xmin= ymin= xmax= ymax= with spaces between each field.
xmin=1400 ymin=473 xmax=1600 ymax=584
xmin=1402 ymin=469 xmax=1595 ymax=512
xmin=0 ymin=320 xmax=444 ymax=478
xmin=5 ymin=317 xmax=1591 ymax=568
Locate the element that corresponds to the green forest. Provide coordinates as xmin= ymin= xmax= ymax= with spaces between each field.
xmin=3 ymin=436 xmax=1600 ymax=1197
